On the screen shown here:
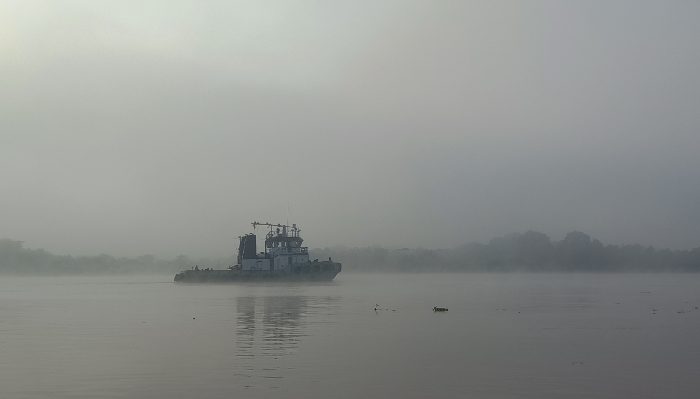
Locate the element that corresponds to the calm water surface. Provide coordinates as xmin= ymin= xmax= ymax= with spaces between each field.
xmin=1 ymin=273 xmax=700 ymax=398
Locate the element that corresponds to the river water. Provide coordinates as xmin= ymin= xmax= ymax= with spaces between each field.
xmin=1 ymin=273 xmax=699 ymax=398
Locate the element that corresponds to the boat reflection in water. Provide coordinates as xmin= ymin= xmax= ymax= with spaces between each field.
xmin=232 ymin=294 xmax=339 ymax=387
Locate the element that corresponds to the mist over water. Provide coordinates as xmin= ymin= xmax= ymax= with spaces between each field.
xmin=2 ymin=1 xmax=700 ymax=398
xmin=2 ymin=273 xmax=700 ymax=399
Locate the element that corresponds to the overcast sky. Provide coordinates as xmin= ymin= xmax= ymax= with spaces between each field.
xmin=1 ymin=0 xmax=699 ymax=257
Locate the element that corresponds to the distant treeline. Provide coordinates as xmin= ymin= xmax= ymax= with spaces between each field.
xmin=1 ymin=231 xmax=699 ymax=274
xmin=314 ymin=231 xmax=700 ymax=272
xmin=0 ymin=239 xmax=231 ymax=275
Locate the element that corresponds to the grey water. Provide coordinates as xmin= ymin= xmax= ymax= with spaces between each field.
xmin=1 ymin=273 xmax=700 ymax=399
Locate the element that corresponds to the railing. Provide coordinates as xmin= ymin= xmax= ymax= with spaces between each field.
xmin=266 ymin=247 xmax=308 ymax=255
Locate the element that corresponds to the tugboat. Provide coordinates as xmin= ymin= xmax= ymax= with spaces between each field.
xmin=174 ymin=222 xmax=341 ymax=282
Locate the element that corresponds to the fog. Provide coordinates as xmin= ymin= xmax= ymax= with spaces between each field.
xmin=2 ymin=1 xmax=699 ymax=258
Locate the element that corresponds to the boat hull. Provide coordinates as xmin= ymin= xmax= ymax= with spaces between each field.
xmin=174 ymin=261 xmax=341 ymax=283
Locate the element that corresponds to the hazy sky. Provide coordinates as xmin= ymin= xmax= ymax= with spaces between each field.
xmin=1 ymin=1 xmax=699 ymax=257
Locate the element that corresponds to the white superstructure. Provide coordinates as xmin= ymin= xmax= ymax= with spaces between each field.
xmin=238 ymin=222 xmax=310 ymax=272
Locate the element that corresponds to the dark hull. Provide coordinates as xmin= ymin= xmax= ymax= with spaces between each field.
xmin=174 ymin=262 xmax=341 ymax=283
